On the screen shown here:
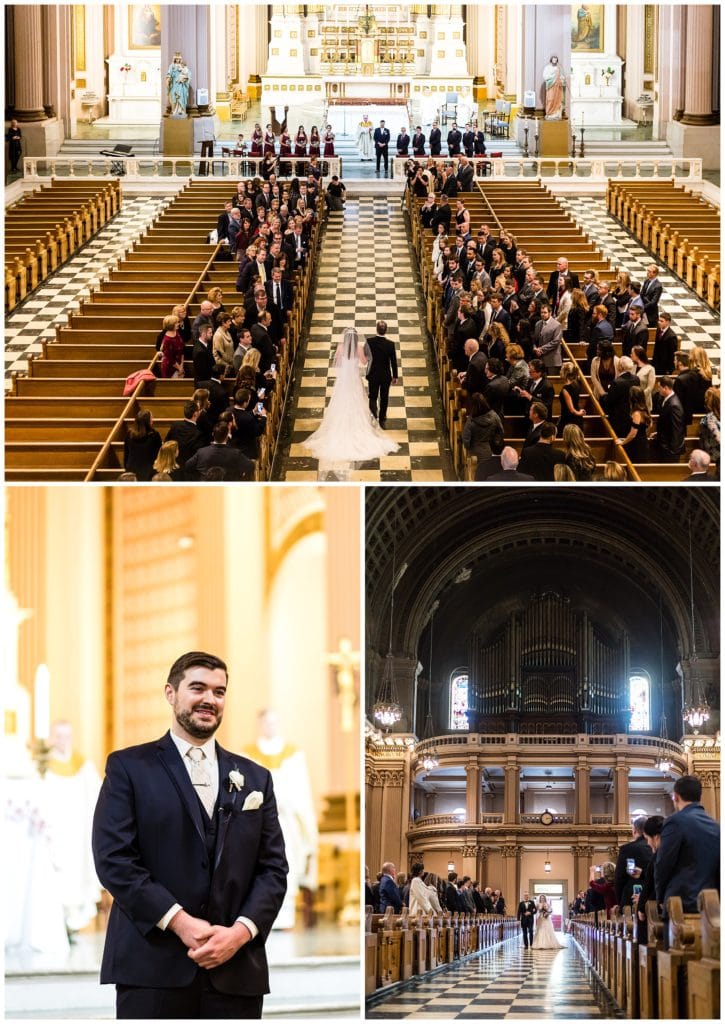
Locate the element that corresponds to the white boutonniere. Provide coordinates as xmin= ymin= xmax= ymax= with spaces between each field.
xmin=228 ymin=770 xmax=245 ymax=792
xmin=242 ymin=790 xmax=264 ymax=811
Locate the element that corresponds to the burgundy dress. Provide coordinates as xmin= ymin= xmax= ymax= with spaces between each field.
xmin=250 ymin=130 xmax=263 ymax=156
xmin=279 ymin=133 xmax=292 ymax=156
xmin=294 ymin=132 xmax=308 ymax=157
xmin=160 ymin=332 xmax=185 ymax=378
xmin=323 ymin=131 xmax=335 ymax=157
xmin=309 ymin=133 xmax=321 ymax=157
xmin=263 ymin=131 xmax=275 ymax=156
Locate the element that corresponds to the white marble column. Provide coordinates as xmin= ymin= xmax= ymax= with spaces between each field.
xmin=42 ymin=5 xmax=72 ymax=125
xmin=682 ymin=5 xmax=718 ymax=124
xmin=520 ymin=4 xmax=571 ymax=116
xmin=466 ymin=3 xmax=485 ymax=76
xmin=256 ymin=4 xmax=269 ymax=76
xmin=13 ymin=6 xmax=46 ymax=120
xmin=622 ymin=5 xmax=645 ymax=122
xmin=654 ymin=3 xmax=685 ymax=138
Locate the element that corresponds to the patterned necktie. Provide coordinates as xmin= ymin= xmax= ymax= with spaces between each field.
xmin=187 ymin=747 xmax=215 ymax=818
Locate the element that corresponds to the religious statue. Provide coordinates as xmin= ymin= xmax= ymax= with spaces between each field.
xmin=243 ymin=710 xmax=318 ymax=930
xmin=357 ymin=113 xmax=373 ymax=160
xmin=166 ymin=52 xmax=190 ymax=118
xmin=543 ymin=55 xmax=564 ymax=119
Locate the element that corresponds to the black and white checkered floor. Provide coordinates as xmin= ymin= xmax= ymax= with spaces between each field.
xmin=557 ymin=195 xmax=720 ymax=374
xmin=367 ymin=938 xmax=614 ymax=1019
xmin=4 ymin=196 xmax=170 ymax=388
xmin=277 ymin=198 xmax=455 ymax=481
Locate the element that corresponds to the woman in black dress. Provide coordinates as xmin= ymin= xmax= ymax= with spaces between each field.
xmin=565 ymin=288 xmax=591 ymax=344
xmin=615 ymin=386 xmax=651 ymax=463
xmin=557 ymin=362 xmax=585 ymax=433
xmin=123 ymin=410 xmax=162 ymax=480
xmin=562 ymin=424 xmax=596 ymax=481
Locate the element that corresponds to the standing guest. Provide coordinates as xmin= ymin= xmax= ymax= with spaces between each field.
xmin=166 ymin=401 xmax=205 ymax=469
xmin=193 ymin=322 xmax=215 ymax=384
xmin=123 ymin=410 xmax=162 ymax=481
xmin=590 ymin=340 xmax=620 ymax=399
xmin=408 ymin=864 xmax=433 ymax=916
xmin=152 ymin=441 xmax=183 ymax=482
xmin=640 ymin=263 xmax=663 ymax=326
xmin=655 ymin=775 xmax=720 ymax=920
xmin=674 ymin=350 xmax=709 ymax=425
xmin=412 ymin=126 xmax=426 ymax=157
xmin=517 ymin=892 xmax=537 ymax=949
xmin=597 ymin=281 xmax=618 ymax=328
xmin=159 ymin=315 xmax=185 ymax=379
xmin=396 ymin=126 xmax=410 ymax=157
xmin=533 ymin=304 xmax=563 ymax=373
xmin=632 ymin=816 xmax=664 ymax=945
xmin=546 ymin=257 xmax=580 ymax=308
xmin=614 ymin=386 xmax=652 ymax=463
xmin=562 ymin=425 xmax=596 ymax=481
xmin=473 ymin=125 xmax=487 ymax=156
xmin=614 ymin=816 xmax=654 ymax=912
xmin=462 ymin=392 xmax=503 ymax=477
xmin=588 ymin=862 xmax=617 ymax=919
xmin=229 ymin=389 xmax=267 ymax=460
xmin=6 ymin=119 xmax=22 ymax=173
xmin=613 ymin=269 xmax=632 ymax=325
xmin=698 ymin=387 xmax=720 ymax=471
xmin=632 ymin=345 xmax=656 ymax=410
xmin=621 ymin=305 xmax=648 ymax=358
xmin=186 ymin=419 xmax=255 ymax=481
xmin=429 ymin=120 xmax=442 ymax=156
xmin=379 ymin=863 xmax=403 ymax=912
xmin=325 ymin=175 xmax=346 ymax=212
xmin=651 ymin=376 xmax=685 ymax=462
xmin=323 ymin=124 xmax=335 ymax=158
xmin=586 ymin=303 xmax=614 ymax=368
xmin=565 ymin=288 xmax=591 ymax=344
xmin=519 ymin=422 xmax=566 ymax=481
xmin=581 ymin=269 xmax=600 ymax=308
xmin=212 ymin=313 xmax=235 ymax=375
xmin=688 ymin=346 xmax=715 ymax=409
xmin=91 ymin=651 xmax=287 ymax=1018
xmin=461 ymin=123 xmax=475 ymax=158
xmin=652 ymin=312 xmax=678 ymax=374
xmin=192 ymin=300 xmax=215 ymax=342
xmin=602 ymin=356 xmax=639 ymax=438
xmin=557 ymin=362 xmax=585 ymax=433
xmin=517 ymin=361 xmax=554 ymax=419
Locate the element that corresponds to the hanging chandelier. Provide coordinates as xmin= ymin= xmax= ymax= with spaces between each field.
xmin=544 ymin=851 xmax=552 ymax=873
xmin=655 ymin=595 xmax=673 ymax=772
xmin=682 ymin=518 xmax=710 ymax=733
xmin=418 ymin=602 xmax=439 ymax=774
xmin=373 ymin=524 xmax=403 ymax=729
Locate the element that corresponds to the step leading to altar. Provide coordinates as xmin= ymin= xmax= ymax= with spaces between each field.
xmin=5 ymin=929 xmax=359 ymax=1018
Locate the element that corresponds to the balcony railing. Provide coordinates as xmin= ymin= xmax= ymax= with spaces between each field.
xmin=414 ymin=732 xmax=687 ymax=759
xmin=410 ymin=811 xmax=617 ymax=829
xmin=392 ymin=155 xmax=703 ymax=182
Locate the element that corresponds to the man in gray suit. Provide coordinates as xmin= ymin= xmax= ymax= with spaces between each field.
xmin=532 ymin=305 xmax=563 ymax=373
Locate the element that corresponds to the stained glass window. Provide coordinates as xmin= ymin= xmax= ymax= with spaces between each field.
xmin=629 ymin=672 xmax=651 ymax=731
xmin=450 ymin=672 xmax=469 ymax=730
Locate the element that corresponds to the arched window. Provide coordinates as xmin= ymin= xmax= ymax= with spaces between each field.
xmin=449 ymin=670 xmax=469 ymax=730
xmin=628 ymin=671 xmax=651 ymax=732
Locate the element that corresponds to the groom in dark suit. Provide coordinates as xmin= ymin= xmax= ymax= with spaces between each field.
xmin=517 ymin=891 xmax=537 ymax=948
xmin=92 ymin=651 xmax=288 ymax=1019
xmin=373 ymin=121 xmax=391 ymax=176
xmin=366 ymin=320 xmax=398 ymax=428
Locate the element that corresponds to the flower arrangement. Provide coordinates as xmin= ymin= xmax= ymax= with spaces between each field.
xmin=120 ymin=63 xmax=132 ymax=73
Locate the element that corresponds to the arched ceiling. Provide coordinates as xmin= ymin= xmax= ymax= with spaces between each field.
xmin=366 ymin=488 xmax=720 ymax=663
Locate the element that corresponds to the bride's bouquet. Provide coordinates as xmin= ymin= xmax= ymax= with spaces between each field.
xmin=538 ymin=905 xmax=550 ymax=918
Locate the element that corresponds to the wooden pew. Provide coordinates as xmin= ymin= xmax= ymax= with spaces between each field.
xmin=687 ymin=889 xmax=720 ymax=1020
xmin=657 ymin=896 xmax=703 ymax=1019
xmin=639 ymin=900 xmax=665 ymax=1019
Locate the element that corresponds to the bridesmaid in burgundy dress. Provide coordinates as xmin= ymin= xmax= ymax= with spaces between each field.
xmin=323 ymin=124 xmax=336 ymax=158
xmin=279 ymin=127 xmax=292 ymax=176
xmin=309 ymin=125 xmax=321 ymax=159
xmin=263 ymin=124 xmax=275 ymax=156
xmin=294 ymin=125 xmax=308 ymax=176
xmin=250 ymin=123 xmax=263 ymax=158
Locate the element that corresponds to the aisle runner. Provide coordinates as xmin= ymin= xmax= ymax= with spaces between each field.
xmin=558 ymin=195 xmax=720 ymax=374
xmin=367 ymin=939 xmax=611 ymax=1019
xmin=279 ymin=198 xmax=454 ymax=481
xmin=4 ymin=197 xmax=170 ymax=387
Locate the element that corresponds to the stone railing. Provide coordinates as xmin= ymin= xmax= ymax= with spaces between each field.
xmin=392 ymin=155 xmax=703 ymax=183
xmin=411 ymin=813 xmax=464 ymax=828
xmin=520 ymin=812 xmax=575 ymax=825
xmin=22 ymin=155 xmax=342 ymax=184
xmin=591 ymin=814 xmax=614 ymax=825
xmin=409 ymin=811 xmax=618 ymax=830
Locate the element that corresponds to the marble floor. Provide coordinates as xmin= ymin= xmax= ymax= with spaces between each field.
xmin=367 ymin=936 xmax=618 ymax=1020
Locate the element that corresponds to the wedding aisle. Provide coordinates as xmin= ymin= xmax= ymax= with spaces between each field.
xmin=276 ymin=198 xmax=455 ymax=481
xmin=367 ymin=936 xmax=615 ymax=1019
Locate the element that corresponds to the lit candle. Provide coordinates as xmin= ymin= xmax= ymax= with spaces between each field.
xmin=34 ymin=664 xmax=50 ymax=741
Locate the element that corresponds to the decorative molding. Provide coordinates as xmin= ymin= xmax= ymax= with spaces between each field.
xmin=461 ymin=844 xmax=478 ymax=857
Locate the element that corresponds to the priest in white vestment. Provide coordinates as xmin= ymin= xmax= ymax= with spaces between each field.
xmin=357 ymin=114 xmax=374 ymax=160
xmin=244 ymin=710 xmax=318 ymax=929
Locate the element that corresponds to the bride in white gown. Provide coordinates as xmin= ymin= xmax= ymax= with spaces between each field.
xmin=532 ymin=896 xmax=566 ymax=949
xmin=303 ymin=327 xmax=399 ymax=467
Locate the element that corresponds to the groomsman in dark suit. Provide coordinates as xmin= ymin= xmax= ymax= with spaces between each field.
xmin=92 ymin=651 xmax=287 ymax=1018
xmin=373 ymin=121 xmax=391 ymax=175
xmin=429 ymin=121 xmax=442 ymax=156
xmin=447 ymin=122 xmax=462 ymax=156
xmin=412 ymin=126 xmax=426 ymax=157
xmin=651 ymin=376 xmax=685 ymax=462
xmin=461 ymin=123 xmax=475 ymax=157
xmin=396 ymin=126 xmax=410 ymax=157
xmin=652 ymin=313 xmax=678 ymax=375
xmin=366 ymin=320 xmax=398 ymax=428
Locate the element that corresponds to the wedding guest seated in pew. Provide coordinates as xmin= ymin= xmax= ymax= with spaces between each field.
xmin=687 ymin=449 xmax=713 ymax=480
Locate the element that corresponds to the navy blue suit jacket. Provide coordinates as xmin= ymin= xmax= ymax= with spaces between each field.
xmin=92 ymin=732 xmax=288 ymax=994
xmin=655 ymin=802 xmax=720 ymax=913
xmin=379 ymin=873 xmax=402 ymax=912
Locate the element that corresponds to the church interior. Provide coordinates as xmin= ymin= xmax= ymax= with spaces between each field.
xmin=3 ymin=3 xmax=721 ymax=482
xmin=4 ymin=484 xmax=361 ymax=1018
xmin=364 ymin=486 xmax=720 ymax=1018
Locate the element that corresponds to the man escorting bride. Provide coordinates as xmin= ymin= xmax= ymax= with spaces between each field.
xmin=303 ymin=326 xmax=399 ymax=472
xmin=532 ymin=894 xmax=566 ymax=949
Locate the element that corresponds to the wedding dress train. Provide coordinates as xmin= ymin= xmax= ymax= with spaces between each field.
xmin=532 ymin=907 xmax=566 ymax=949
